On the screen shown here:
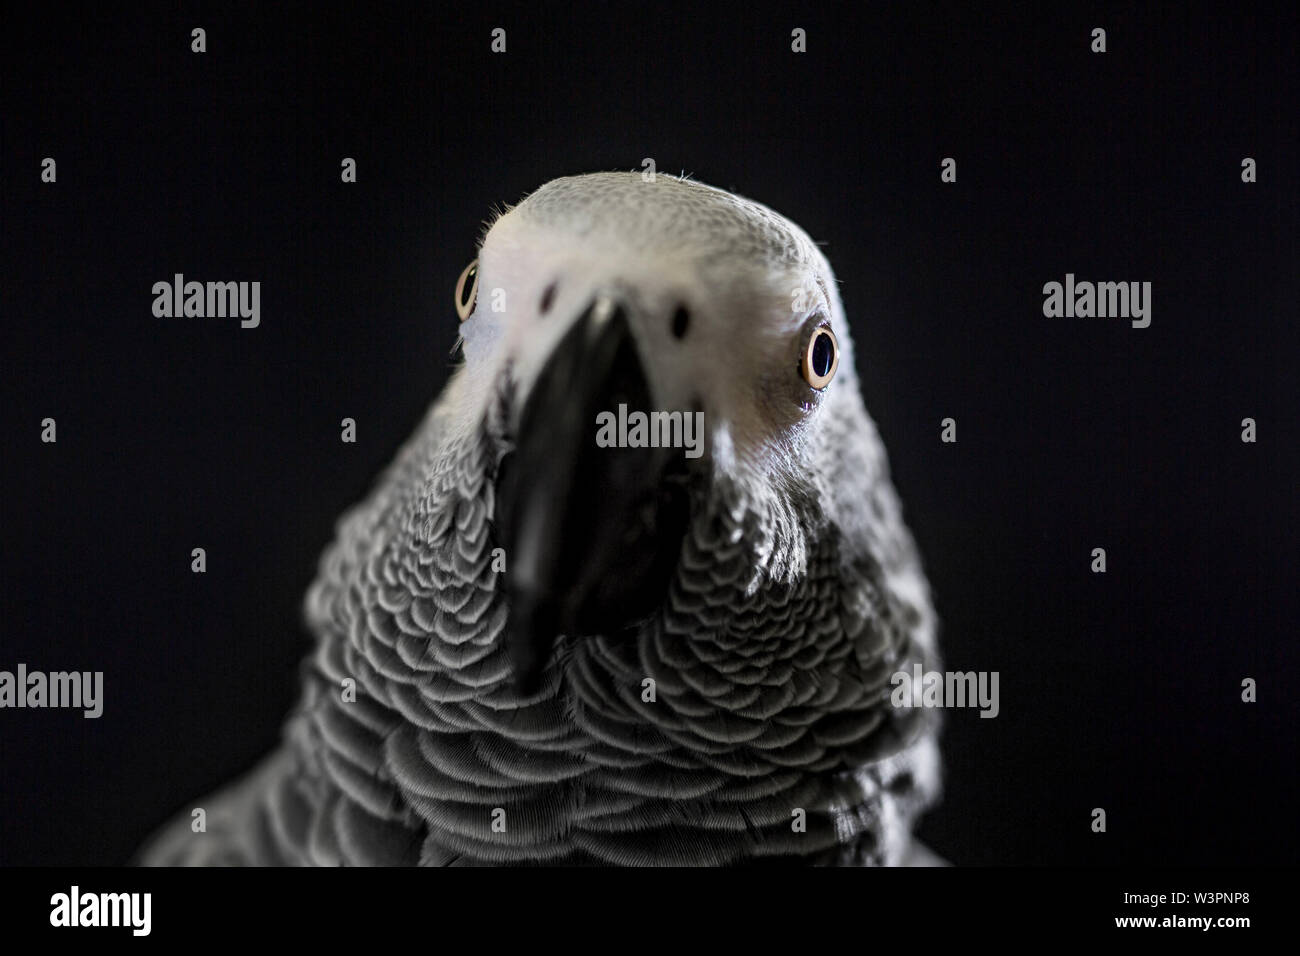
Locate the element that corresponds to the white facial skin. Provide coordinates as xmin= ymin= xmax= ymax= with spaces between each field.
xmin=456 ymin=172 xmax=856 ymax=484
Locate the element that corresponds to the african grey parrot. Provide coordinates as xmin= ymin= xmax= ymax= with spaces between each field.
xmin=141 ymin=171 xmax=943 ymax=866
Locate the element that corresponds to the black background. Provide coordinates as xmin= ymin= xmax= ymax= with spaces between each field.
xmin=1 ymin=3 xmax=1296 ymax=866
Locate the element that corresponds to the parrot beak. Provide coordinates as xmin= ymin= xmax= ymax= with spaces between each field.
xmin=495 ymin=295 xmax=694 ymax=694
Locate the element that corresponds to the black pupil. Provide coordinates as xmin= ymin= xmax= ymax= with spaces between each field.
xmin=811 ymin=331 xmax=834 ymax=378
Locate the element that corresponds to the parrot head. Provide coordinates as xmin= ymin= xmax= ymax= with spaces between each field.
xmin=454 ymin=172 xmax=927 ymax=694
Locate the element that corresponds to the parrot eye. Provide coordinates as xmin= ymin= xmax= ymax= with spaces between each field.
xmin=455 ymin=259 xmax=479 ymax=321
xmin=801 ymin=326 xmax=839 ymax=389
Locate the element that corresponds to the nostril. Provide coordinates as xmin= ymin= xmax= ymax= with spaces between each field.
xmin=671 ymin=305 xmax=690 ymax=339
xmin=539 ymin=282 xmax=558 ymax=315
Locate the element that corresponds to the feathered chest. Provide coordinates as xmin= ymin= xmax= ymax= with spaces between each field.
xmin=292 ymin=412 xmax=936 ymax=865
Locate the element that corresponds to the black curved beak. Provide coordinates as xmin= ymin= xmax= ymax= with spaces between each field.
xmin=495 ymin=297 xmax=693 ymax=693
